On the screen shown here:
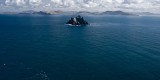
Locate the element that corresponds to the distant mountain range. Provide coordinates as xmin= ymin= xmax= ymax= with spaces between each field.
xmin=19 ymin=10 xmax=63 ymax=15
xmin=19 ymin=10 xmax=51 ymax=15
xmin=18 ymin=10 xmax=135 ymax=15
xmin=101 ymin=11 xmax=134 ymax=15
xmin=1 ymin=10 xmax=159 ymax=16
xmin=135 ymin=12 xmax=160 ymax=16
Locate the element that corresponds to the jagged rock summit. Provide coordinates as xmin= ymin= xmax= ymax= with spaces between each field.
xmin=66 ymin=15 xmax=89 ymax=26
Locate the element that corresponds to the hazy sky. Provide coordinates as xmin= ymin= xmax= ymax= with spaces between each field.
xmin=0 ymin=0 xmax=4 ymax=3
xmin=1 ymin=0 xmax=160 ymax=13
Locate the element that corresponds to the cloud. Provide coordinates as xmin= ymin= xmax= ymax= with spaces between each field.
xmin=1 ymin=0 xmax=160 ymax=13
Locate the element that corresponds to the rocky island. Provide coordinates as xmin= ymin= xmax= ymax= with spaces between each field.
xmin=66 ymin=15 xmax=89 ymax=26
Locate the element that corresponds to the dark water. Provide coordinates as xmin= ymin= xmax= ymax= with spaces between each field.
xmin=0 ymin=14 xmax=160 ymax=80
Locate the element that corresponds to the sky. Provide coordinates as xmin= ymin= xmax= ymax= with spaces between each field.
xmin=0 ymin=0 xmax=160 ymax=13
xmin=0 ymin=0 xmax=6 ymax=4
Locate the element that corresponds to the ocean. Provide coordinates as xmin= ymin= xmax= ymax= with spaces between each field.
xmin=0 ymin=14 xmax=160 ymax=80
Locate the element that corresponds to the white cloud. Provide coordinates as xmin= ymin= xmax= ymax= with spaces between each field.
xmin=1 ymin=0 xmax=160 ymax=13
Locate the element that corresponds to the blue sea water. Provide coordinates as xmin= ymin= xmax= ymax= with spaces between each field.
xmin=0 ymin=14 xmax=160 ymax=80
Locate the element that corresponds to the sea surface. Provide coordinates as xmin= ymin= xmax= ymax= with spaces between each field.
xmin=0 ymin=14 xmax=160 ymax=80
